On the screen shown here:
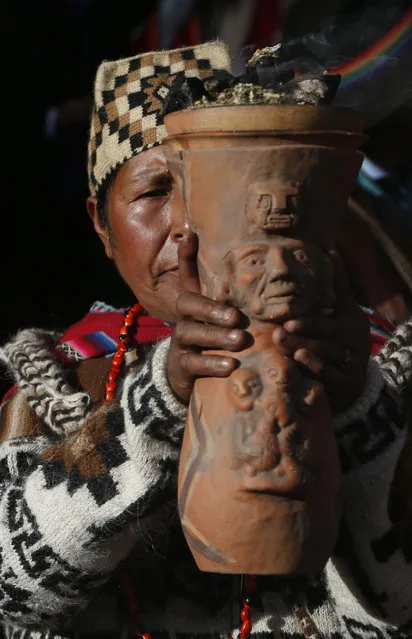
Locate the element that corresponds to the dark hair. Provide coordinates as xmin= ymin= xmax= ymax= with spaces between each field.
xmin=95 ymin=168 xmax=119 ymax=227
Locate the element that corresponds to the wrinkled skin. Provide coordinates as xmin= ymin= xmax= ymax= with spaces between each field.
xmin=87 ymin=145 xmax=370 ymax=409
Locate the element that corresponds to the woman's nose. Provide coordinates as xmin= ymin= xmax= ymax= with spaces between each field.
xmin=171 ymin=194 xmax=190 ymax=242
xmin=171 ymin=217 xmax=190 ymax=242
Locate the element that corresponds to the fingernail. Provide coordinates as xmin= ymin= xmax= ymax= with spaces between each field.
xmin=228 ymin=329 xmax=242 ymax=342
xmin=219 ymin=358 xmax=232 ymax=369
xmin=223 ymin=308 xmax=235 ymax=321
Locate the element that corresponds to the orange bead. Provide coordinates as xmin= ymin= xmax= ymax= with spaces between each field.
xmin=132 ymin=303 xmax=142 ymax=313
xmin=104 ymin=303 xmax=144 ymax=404
xmin=240 ymin=607 xmax=251 ymax=622
xmin=110 ymin=364 xmax=121 ymax=374
xmin=240 ymin=620 xmax=252 ymax=638
xmin=105 ymin=382 xmax=117 ymax=394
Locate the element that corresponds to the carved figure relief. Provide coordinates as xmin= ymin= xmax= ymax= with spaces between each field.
xmin=177 ymin=346 xmax=341 ymax=574
xmin=221 ymin=238 xmax=335 ymax=321
xmin=227 ymin=350 xmax=322 ymax=492
xmin=247 ymin=181 xmax=301 ymax=233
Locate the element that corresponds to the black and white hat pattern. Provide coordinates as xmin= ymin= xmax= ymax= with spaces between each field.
xmin=88 ymin=41 xmax=231 ymax=196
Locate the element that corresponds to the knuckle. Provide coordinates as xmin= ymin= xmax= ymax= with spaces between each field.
xmin=299 ymin=348 xmax=324 ymax=373
xmin=211 ymin=303 xmax=238 ymax=325
xmin=206 ymin=300 xmax=226 ymax=319
xmin=296 ymin=348 xmax=311 ymax=365
xmin=201 ymin=324 xmax=215 ymax=342
xmin=176 ymin=290 xmax=196 ymax=314
xmin=207 ymin=325 xmax=230 ymax=343
xmin=174 ymin=320 xmax=188 ymax=342
xmin=180 ymin=351 xmax=195 ymax=372
xmin=204 ymin=355 xmax=234 ymax=375
xmin=287 ymin=319 xmax=305 ymax=333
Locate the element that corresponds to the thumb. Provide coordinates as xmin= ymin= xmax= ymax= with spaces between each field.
xmin=178 ymin=233 xmax=201 ymax=294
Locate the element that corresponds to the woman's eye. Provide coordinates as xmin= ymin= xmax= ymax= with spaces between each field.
xmin=137 ymin=189 xmax=169 ymax=200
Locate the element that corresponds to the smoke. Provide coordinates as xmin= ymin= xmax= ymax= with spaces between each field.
xmin=242 ymin=5 xmax=412 ymax=127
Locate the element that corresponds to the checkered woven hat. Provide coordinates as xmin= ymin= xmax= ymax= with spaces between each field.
xmin=88 ymin=41 xmax=231 ymax=196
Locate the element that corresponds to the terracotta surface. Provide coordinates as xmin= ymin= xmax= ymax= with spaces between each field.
xmin=169 ymin=145 xmax=363 ymax=251
xmin=165 ymin=106 xmax=367 ymax=153
xmin=178 ymin=335 xmax=341 ymax=574
xmin=166 ymin=130 xmax=367 ymax=151
xmin=165 ymin=104 xmax=365 ymax=136
xmin=164 ymin=105 xmax=365 ymax=575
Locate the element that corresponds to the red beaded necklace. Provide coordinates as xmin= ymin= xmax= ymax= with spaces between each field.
xmin=104 ymin=303 xmax=143 ymax=402
xmin=104 ymin=303 xmax=254 ymax=639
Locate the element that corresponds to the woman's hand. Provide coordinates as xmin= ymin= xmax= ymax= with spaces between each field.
xmin=167 ymin=234 xmax=248 ymax=404
xmin=272 ymin=251 xmax=371 ymax=413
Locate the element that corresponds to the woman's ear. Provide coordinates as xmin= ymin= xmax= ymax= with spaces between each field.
xmin=86 ymin=196 xmax=113 ymax=260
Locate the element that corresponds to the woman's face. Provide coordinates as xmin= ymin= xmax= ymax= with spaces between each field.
xmin=89 ymin=146 xmax=188 ymax=324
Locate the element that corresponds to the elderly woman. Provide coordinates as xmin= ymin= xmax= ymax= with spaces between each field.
xmin=0 ymin=41 xmax=411 ymax=639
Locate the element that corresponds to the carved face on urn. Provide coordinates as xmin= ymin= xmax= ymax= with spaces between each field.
xmin=222 ymin=238 xmax=334 ymax=321
xmin=247 ymin=180 xmax=301 ymax=233
xmin=228 ymin=367 xmax=263 ymax=411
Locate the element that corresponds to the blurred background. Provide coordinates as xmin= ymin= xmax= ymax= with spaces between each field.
xmin=1 ymin=0 xmax=412 ymax=396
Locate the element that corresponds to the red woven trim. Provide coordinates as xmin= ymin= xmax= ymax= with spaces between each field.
xmin=58 ymin=311 xmax=172 ymax=347
xmin=1 ymin=384 xmax=18 ymax=406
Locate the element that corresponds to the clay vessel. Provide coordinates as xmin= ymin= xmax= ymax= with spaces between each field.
xmin=165 ymin=104 xmax=367 ymax=151
xmin=164 ymin=104 xmax=365 ymax=575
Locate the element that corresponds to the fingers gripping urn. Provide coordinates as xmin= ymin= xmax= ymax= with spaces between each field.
xmin=163 ymin=46 xmax=366 ymax=575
